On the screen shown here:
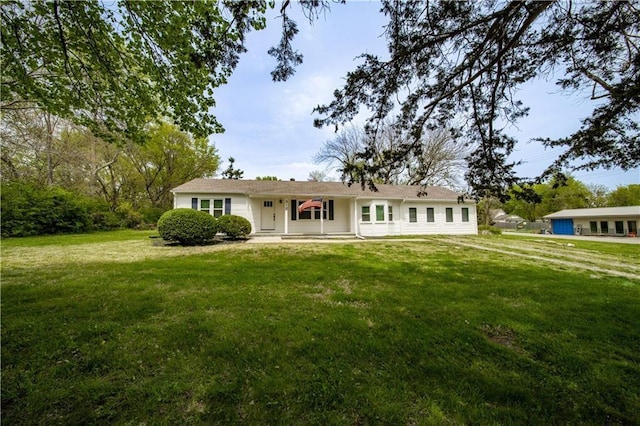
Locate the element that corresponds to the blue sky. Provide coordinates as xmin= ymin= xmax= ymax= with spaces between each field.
xmin=211 ymin=1 xmax=639 ymax=190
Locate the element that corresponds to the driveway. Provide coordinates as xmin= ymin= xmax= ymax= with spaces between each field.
xmin=506 ymin=232 xmax=640 ymax=244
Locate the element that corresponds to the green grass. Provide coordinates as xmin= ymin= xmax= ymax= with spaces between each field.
xmin=2 ymin=232 xmax=639 ymax=424
xmin=0 ymin=229 xmax=157 ymax=247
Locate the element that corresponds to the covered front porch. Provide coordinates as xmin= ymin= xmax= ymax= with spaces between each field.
xmin=248 ymin=196 xmax=356 ymax=235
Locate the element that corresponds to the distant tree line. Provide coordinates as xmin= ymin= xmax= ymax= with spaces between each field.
xmin=478 ymin=178 xmax=640 ymax=225
xmin=1 ymin=109 xmax=219 ymax=237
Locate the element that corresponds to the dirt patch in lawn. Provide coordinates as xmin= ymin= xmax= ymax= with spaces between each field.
xmin=480 ymin=324 xmax=525 ymax=353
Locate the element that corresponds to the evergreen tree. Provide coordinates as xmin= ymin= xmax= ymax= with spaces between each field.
xmin=221 ymin=157 xmax=244 ymax=180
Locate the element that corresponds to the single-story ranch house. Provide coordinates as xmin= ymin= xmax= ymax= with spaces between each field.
xmin=544 ymin=206 xmax=640 ymax=237
xmin=171 ymin=179 xmax=478 ymax=237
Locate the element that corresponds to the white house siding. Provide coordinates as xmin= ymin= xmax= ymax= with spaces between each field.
xmin=174 ymin=193 xmax=248 ymax=215
xmin=174 ymin=193 xmax=252 ymax=227
xmin=173 ymin=192 xmax=477 ymax=237
xmin=356 ymin=200 xmax=477 ymax=237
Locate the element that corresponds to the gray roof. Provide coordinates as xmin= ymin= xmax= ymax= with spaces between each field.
xmin=171 ymin=178 xmax=464 ymax=201
xmin=544 ymin=206 xmax=640 ymax=219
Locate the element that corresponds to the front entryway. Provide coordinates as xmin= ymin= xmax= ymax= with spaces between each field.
xmin=261 ymin=200 xmax=275 ymax=230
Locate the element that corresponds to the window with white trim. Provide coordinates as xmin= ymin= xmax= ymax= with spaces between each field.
xmin=388 ymin=206 xmax=393 ymax=221
xmin=426 ymin=207 xmax=435 ymax=223
xmin=461 ymin=207 xmax=469 ymax=222
xmin=446 ymin=208 xmax=453 ymax=222
xmin=361 ymin=206 xmax=371 ymax=222
xmin=212 ymin=199 xmax=223 ymax=217
xmin=409 ymin=207 xmax=417 ymax=223
xmin=298 ymin=201 xmax=312 ymax=220
xmin=376 ymin=205 xmax=385 ymax=221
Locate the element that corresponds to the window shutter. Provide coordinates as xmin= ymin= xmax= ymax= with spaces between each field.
xmin=291 ymin=199 xmax=297 ymax=221
xmin=224 ymin=198 xmax=231 ymax=215
xmin=328 ymin=200 xmax=334 ymax=220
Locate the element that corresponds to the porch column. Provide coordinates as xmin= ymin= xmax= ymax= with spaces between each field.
xmin=284 ymin=200 xmax=289 ymax=234
xmin=353 ymin=198 xmax=358 ymax=235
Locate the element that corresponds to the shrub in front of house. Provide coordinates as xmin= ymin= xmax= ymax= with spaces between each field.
xmin=157 ymin=208 xmax=217 ymax=245
xmin=217 ymin=214 xmax=251 ymax=239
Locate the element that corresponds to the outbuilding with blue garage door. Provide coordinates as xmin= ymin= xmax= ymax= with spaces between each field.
xmin=544 ymin=206 xmax=640 ymax=237
xmin=549 ymin=218 xmax=574 ymax=235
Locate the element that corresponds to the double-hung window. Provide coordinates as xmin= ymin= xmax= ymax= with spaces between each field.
xmin=376 ymin=205 xmax=385 ymax=222
xmin=388 ymin=206 xmax=393 ymax=222
xmin=446 ymin=208 xmax=453 ymax=222
xmin=361 ymin=206 xmax=371 ymax=222
xmin=193 ymin=197 xmax=230 ymax=217
xmin=409 ymin=207 xmax=417 ymax=223
xmin=461 ymin=207 xmax=469 ymax=222
xmin=212 ymin=199 xmax=223 ymax=217
xmin=298 ymin=200 xmax=312 ymax=220
xmin=426 ymin=207 xmax=435 ymax=223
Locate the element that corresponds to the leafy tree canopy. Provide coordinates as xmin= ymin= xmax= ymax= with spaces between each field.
xmin=607 ymin=184 xmax=640 ymax=206
xmin=505 ymin=176 xmax=594 ymax=221
xmin=3 ymin=0 xmax=637 ymax=200
xmin=1 ymin=0 xmax=271 ymax=142
xmin=1 ymin=0 xmax=334 ymax=143
xmin=312 ymin=1 xmax=640 ymax=199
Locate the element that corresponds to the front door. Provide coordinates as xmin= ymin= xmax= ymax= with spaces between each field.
xmin=261 ymin=200 xmax=275 ymax=230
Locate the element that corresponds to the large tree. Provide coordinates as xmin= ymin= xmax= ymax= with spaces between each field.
xmin=312 ymin=1 xmax=640 ymax=198
xmin=1 ymin=111 xmax=219 ymax=210
xmin=0 ymin=0 xmax=333 ymax=142
xmin=0 ymin=108 xmax=63 ymax=185
xmin=607 ymin=184 xmax=640 ymax=206
xmin=125 ymin=122 xmax=219 ymax=209
xmin=1 ymin=0 xmax=272 ymax=141
xmin=504 ymin=176 xmax=595 ymax=221
xmin=314 ymin=121 xmax=467 ymax=188
xmin=4 ymin=0 xmax=637 ymax=199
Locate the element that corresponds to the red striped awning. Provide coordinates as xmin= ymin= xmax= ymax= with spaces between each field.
xmin=298 ymin=198 xmax=323 ymax=213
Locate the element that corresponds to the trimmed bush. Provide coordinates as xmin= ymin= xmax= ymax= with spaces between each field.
xmin=157 ymin=208 xmax=217 ymax=245
xmin=217 ymin=214 xmax=252 ymax=239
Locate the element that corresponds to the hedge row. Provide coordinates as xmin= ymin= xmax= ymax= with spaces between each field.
xmin=1 ymin=183 xmax=164 ymax=237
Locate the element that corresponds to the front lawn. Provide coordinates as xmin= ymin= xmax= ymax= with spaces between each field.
xmin=2 ymin=232 xmax=639 ymax=424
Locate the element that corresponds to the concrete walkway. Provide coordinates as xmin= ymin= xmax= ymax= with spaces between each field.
xmin=246 ymin=236 xmax=362 ymax=244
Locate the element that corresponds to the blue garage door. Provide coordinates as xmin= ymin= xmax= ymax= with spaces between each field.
xmin=552 ymin=219 xmax=574 ymax=235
